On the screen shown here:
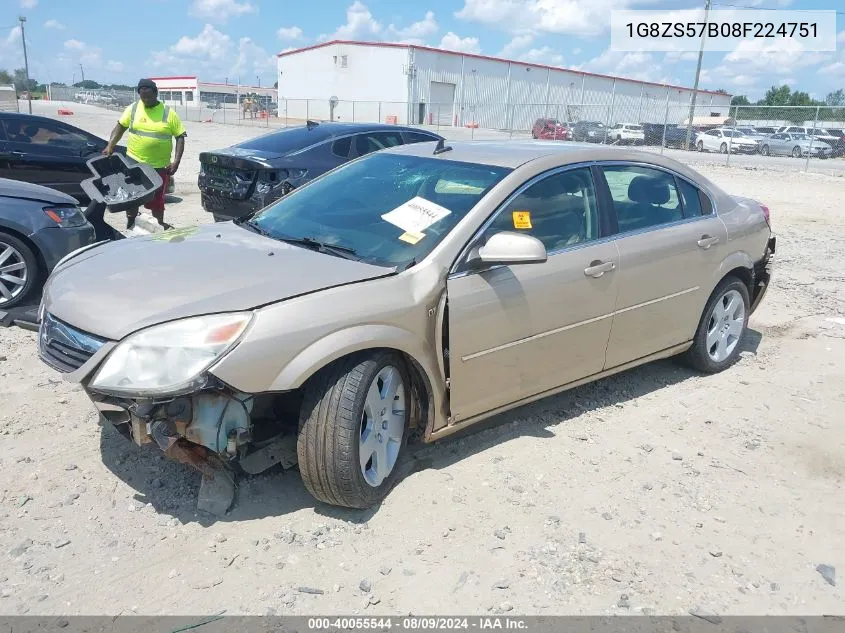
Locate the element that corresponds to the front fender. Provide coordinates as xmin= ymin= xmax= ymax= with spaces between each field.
xmin=268 ymin=324 xmax=444 ymax=395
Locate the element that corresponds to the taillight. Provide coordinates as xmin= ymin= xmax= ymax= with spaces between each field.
xmin=760 ymin=203 xmax=770 ymax=227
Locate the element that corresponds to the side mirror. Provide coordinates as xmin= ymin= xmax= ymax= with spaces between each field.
xmin=466 ymin=231 xmax=547 ymax=269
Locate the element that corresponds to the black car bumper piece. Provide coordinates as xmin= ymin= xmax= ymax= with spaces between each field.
xmin=750 ymin=235 xmax=776 ymax=315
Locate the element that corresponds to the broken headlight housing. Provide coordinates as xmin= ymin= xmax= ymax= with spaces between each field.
xmin=89 ymin=313 xmax=253 ymax=397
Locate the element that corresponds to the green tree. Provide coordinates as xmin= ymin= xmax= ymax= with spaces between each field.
xmin=730 ymin=95 xmax=750 ymax=106
xmin=13 ymin=68 xmax=36 ymax=92
xmin=759 ymin=85 xmax=791 ymax=106
xmin=825 ymin=89 xmax=844 ymax=107
xmin=73 ymin=79 xmax=102 ymax=89
xmin=0 ymin=69 xmax=12 ymax=85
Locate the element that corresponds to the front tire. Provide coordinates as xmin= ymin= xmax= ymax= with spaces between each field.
xmin=761 ymin=145 xmax=769 ymax=156
xmin=792 ymin=146 xmax=802 ymax=158
xmin=720 ymin=142 xmax=728 ymax=154
xmin=297 ymin=351 xmax=411 ymax=509
xmin=682 ymin=277 xmax=750 ymax=373
xmin=697 ymin=140 xmax=704 ymax=152
xmin=0 ymin=232 xmax=39 ymax=310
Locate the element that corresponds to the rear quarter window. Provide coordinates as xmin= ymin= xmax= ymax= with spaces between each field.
xmin=331 ymin=136 xmax=352 ymax=158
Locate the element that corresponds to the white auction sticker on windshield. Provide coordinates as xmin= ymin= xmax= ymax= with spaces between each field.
xmin=382 ymin=197 xmax=451 ymax=234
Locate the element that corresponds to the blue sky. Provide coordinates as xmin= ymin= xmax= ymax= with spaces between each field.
xmin=1 ymin=0 xmax=843 ymax=99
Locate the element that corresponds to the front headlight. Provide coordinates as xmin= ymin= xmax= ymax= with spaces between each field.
xmin=43 ymin=206 xmax=88 ymax=228
xmin=90 ymin=312 xmax=253 ymax=396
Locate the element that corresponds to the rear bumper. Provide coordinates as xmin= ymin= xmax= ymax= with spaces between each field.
xmin=750 ymin=235 xmax=776 ymax=315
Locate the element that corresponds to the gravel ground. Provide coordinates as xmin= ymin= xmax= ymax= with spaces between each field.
xmin=0 ymin=103 xmax=844 ymax=617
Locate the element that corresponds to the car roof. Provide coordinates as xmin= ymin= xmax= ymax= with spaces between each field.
xmin=381 ymin=139 xmax=703 ymax=170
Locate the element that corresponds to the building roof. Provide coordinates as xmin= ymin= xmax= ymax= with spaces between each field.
xmin=277 ymin=40 xmax=730 ymax=98
xmin=148 ymin=76 xmax=271 ymax=91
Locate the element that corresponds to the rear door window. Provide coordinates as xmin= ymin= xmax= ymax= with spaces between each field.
xmin=403 ymin=131 xmax=440 ymax=144
xmin=331 ymin=136 xmax=353 ymax=158
xmin=600 ymin=165 xmax=683 ymax=233
xmin=354 ymin=131 xmax=404 ymax=157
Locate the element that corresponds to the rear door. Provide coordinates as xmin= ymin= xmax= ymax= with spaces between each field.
xmin=446 ymin=165 xmax=619 ymax=422
xmin=596 ymin=163 xmax=728 ymax=368
xmin=0 ymin=118 xmax=94 ymax=196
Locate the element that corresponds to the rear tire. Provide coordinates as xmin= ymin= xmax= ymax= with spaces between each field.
xmin=697 ymin=140 xmax=704 ymax=152
xmin=761 ymin=145 xmax=769 ymax=156
xmin=0 ymin=232 xmax=39 ymax=310
xmin=792 ymin=146 xmax=801 ymax=158
xmin=297 ymin=351 xmax=411 ymax=509
xmin=681 ymin=276 xmax=750 ymax=374
xmin=720 ymin=142 xmax=728 ymax=154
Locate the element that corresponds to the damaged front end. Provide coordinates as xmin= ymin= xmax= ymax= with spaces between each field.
xmin=88 ymin=379 xmax=299 ymax=515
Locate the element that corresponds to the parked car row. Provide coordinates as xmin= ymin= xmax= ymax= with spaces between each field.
xmin=693 ymin=125 xmax=845 ymax=158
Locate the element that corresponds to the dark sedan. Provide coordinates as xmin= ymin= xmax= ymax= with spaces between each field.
xmin=0 ymin=112 xmax=126 ymax=204
xmin=0 ymin=178 xmax=96 ymax=310
xmin=198 ymin=121 xmax=445 ymax=221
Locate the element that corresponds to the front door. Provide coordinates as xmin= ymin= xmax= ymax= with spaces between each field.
xmin=446 ymin=166 xmax=620 ymax=423
xmin=597 ymin=163 xmax=728 ymax=368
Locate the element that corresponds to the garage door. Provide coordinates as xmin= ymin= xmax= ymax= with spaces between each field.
xmin=430 ymin=82 xmax=456 ymax=126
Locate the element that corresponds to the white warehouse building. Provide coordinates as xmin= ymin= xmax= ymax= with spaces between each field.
xmin=277 ymin=40 xmax=732 ymax=131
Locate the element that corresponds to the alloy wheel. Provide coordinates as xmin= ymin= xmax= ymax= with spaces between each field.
xmin=706 ymin=289 xmax=745 ymax=363
xmin=359 ymin=365 xmax=406 ymax=487
xmin=0 ymin=241 xmax=29 ymax=306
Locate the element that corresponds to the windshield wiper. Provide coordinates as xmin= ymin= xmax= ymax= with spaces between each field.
xmin=236 ymin=217 xmax=272 ymax=237
xmin=278 ymin=235 xmax=362 ymax=260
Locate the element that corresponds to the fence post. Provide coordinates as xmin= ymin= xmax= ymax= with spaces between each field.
xmin=352 ymin=101 xmax=356 ymax=123
xmin=661 ymin=89 xmax=670 ymax=155
xmin=726 ymin=105 xmax=737 ymax=167
xmin=306 ymin=99 xmax=309 ymax=122
xmin=805 ymin=105 xmax=820 ymax=172
xmin=378 ymin=101 xmax=381 ymax=124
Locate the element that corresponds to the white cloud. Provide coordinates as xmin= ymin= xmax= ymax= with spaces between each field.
xmin=819 ymin=61 xmax=844 ymax=76
xmin=497 ymin=34 xmax=533 ymax=57
xmin=189 ymin=0 xmax=256 ymax=24
xmin=575 ymin=48 xmax=672 ymax=84
xmin=106 ymin=60 xmax=125 ymax=72
xmin=837 ymin=31 xmax=845 ymax=44
xmin=387 ymin=11 xmax=438 ymax=42
xmin=64 ymin=39 xmax=86 ymax=51
xmin=319 ymin=1 xmax=382 ymax=41
xmin=663 ymin=51 xmax=698 ymax=63
xmin=519 ymin=46 xmax=564 ymax=66
xmin=20 ymin=0 xmax=37 ymax=7
xmin=723 ymin=39 xmax=829 ymax=76
xmin=44 ymin=19 xmax=65 ymax=30
xmin=439 ymin=31 xmax=481 ymax=54
xmin=572 ymin=48 xmax=581 ymax=55
xmin=456 ymin=0 xmax=652 ymax=37
xmin=277 ymin=26 xmax=304 ymax=41
xmin=149 ymin=25 xmax=275 ymax=83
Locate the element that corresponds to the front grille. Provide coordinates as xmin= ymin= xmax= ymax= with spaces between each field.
xmin=39 ymin=312 xmax=106 ymax=373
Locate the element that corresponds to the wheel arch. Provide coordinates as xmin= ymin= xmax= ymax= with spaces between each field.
xmin=714 ymin=252 xmax=754 ymax=294
xmin=268 ymin=325 xmax=445 ymax=437
xmin=0 ymin=225 xmax=47 ymax=281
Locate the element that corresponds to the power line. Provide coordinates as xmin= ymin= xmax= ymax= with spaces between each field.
xmin=711 ymin=2 xmax=845 ymax=14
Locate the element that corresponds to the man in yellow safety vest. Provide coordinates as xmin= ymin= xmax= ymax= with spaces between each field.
xmin=103 ymin=78 xmax=186 ymax=229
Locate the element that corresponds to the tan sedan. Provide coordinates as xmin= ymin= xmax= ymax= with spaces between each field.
xmin=38 ymin=140 xmax=776 ymax=510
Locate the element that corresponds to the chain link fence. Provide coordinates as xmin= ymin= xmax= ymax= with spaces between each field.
xmin=37 ymin=87 xmax=845 ymax=174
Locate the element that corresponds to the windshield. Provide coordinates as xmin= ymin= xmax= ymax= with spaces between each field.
xmin=790 ymin=134 xmax=811 ymax=140
xmin=245 ymin=153 xmax=512 ymax=269
xmin=721 ymin=130 xmax=746 ymax=137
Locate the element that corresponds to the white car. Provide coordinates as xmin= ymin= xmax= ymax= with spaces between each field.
xmin=776 ymin=125 xmax=839 ymax=147
xmin=608 ymin=123 xmax=645 ymax=145
xmin=695 ymin=128 xmax=759 ymax=154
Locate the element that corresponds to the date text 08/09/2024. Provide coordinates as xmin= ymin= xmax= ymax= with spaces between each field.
xmin=307 ymin=617 xmax=529 ymax=631
xmin=625 ymin=21 xmax=818 ymax=39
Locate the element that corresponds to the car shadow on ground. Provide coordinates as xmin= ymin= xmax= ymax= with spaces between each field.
xmin=97 ymin=330 xmax=762 ymax=527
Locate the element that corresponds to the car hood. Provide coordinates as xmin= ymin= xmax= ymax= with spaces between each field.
xmin=0 ymin=178 xmax=79 ymax=205
xmin=43 ymin=222 xmax=394 ymax=341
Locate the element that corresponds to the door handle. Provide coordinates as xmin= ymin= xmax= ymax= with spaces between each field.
xmin=697 ymin=235 xmax=720 ymax=249
xmin=584 ymin=260 xmax=616 ymax=278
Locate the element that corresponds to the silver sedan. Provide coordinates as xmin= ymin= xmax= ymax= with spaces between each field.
xmin=759 ymin=132 xmax=832 ymax=158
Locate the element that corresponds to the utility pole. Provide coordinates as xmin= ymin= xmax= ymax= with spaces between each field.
xmin=19 ymin=16 xmax=32 ymax=114
xmin=684 ymin=0 xmax=712 ymax=151
xmin=80 ymin=64 xmax=85 ymax=82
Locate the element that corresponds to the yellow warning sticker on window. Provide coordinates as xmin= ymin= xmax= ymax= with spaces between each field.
xmin=398 ymin=231 xmax=426 ymax=244
xmin=512 ymin=211 xmax=532 ymax=229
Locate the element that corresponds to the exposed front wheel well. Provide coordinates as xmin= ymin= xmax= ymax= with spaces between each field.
xmin=299 ymin=347 xmax=434 ymax=441
xmin=722 ymin=266 xmax=753 ymax=295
